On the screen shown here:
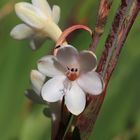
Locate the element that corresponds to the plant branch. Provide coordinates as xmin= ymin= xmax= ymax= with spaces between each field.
xmin=89 ymin=0 xmax=113 ymax=51
xmin=97 ymin=0 xmax=133 ymax=78
xmin=104 ymin=0 xmax=140 ymax=82
xmin=74 ymin=0 xmax=140 ymax=140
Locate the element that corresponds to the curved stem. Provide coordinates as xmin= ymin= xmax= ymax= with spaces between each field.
xmin=54 ymin=24 xmax=93 ymax=55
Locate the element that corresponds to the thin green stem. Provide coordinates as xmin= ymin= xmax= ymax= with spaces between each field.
xmin=62 ymin=115 xmax=74 ymax=140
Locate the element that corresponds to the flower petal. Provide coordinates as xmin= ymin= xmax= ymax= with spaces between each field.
xmin=41 ymin=75 xmax=66 ymax=102
xmin=52 ymin=5 xmax=60 ymax=24
xmin=77 ymin=71 xmax=104 ymax=95
xmin=56 ymin=45 xmax=79 ymax=68
xmin=79 ymin=50 xmax=97 ymax=73
xmin=32 ymin=0 xmax=51 ymax=17
xmin=65 ymin=82 xmax=86 ymax=115
xmin=30 ymin=70 xmax=46 ymax=95
xmin=38 ymin=55 xmax=65 ymax=77
xmin=15 ymin=2 xmax=46 ymax=29
xmin=10 ymin=24 xmax=33 ymax=40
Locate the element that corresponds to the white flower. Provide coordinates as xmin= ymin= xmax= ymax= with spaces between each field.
xmin=30 ymin=70 xmax=61 ymax=126
xmin=10 ymin=0 xmax=62 ymax=50
xmin=36 ymin=45 xmax=104 ymax=115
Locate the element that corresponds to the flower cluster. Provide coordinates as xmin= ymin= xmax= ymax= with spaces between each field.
xmin=11 ymin=0 xmax=104 ymax=116
xmin=31 ymin=45 xmax=103 ymax=115
xmin=10 ymin=0 xmax=62 ymax=50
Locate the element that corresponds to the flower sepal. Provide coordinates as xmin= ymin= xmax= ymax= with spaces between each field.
xmin=25 ymin=89 xmax=46 ymax=104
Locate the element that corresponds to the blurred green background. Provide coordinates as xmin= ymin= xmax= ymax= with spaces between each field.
xmin=0 ymin=0 xmax=140 ymax=140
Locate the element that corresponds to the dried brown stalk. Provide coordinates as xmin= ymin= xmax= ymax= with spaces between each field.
xmin=105 ymin=0 xmax=140 ymax=82
xmin=74 ymin=0 xmax=140 ymax=140
xmin=97 ymin=0 xmax=133 ymax=78
xmin=89 ymin=0 xmax=113 ymax=51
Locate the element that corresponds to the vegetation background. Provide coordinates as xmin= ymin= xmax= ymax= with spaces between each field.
xmin=0 ymin=0 xmax=140 ymax=140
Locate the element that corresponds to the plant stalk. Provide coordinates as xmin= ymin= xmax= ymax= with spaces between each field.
xmin=89 ymin=0 xmax=113 ymax=51
xmin=74 ymin=1 xmax=140 ymax=140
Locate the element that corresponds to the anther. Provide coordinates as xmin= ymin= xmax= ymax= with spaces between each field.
xmin=75 ymin=68 xmax=78 ymax=72
xmin=71 ymin=68 xmax=74 ymax=72
xmin=67 ymin=66 xmax=70 ymax=70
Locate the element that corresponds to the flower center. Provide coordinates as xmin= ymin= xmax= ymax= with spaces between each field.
xmin=66 ymin=66 xmax=79 ymax=81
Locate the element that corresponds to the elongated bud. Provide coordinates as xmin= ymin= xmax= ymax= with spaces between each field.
xmin=30 ymin=70 xmax=46 ymax=95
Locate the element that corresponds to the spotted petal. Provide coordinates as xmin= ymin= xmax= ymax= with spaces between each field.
xmin=38 ymin=55 xmax=65 ymax=77
xmin=65 ymin=82 xmax=86 ymax=115
xmin=32 ymin=0 xmax=51 ymax=17
xmin=41 ymin=75 xmax=66 ymax=102
xmin=77 ymin=71 xmax=103 ymax=95
xmin=56 ymin=45 xmax=79 ymax=68
xmin=15 ymin=2 xmax=46 ymax=29
xmin=79 ymin=50 xmax=97 ymax=73
xmin=10 ymin=24 xmax=33 ymax=40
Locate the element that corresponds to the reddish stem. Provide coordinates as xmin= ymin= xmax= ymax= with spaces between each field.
xmin=105 ymin=0 xmax=140 ymax=83
xmin=55 ymin=25 xmax=92 ymax=47
xmin=75 ymin=0 xmax=140 ymax=140
xmin=89 ymin=0 xmax=113 ymax=51
xmin=97 ymin=0 xmax=133 ymax=77
xmin=54 ymin=25 xmax=92 ymax=55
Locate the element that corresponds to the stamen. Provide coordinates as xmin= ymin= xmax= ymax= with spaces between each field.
xmin=71 ymin=68 xmax=74 ymax=72
xmin=66 ymin=66 xmax=79 ymax=81
xmin=75 ymin=68 xmax=78 ymax=72
xmin=67 ymin=66 xmax=70 ymax=70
